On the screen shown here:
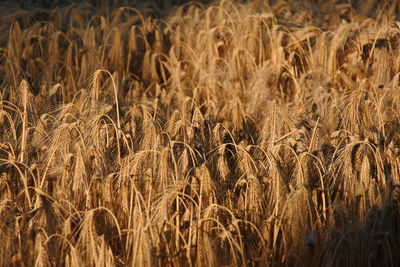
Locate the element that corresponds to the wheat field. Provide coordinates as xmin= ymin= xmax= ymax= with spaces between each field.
xmin=1 ymin=0 xmax=400 ymax=266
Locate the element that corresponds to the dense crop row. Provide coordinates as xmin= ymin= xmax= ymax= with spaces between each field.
xmin=1 ymin=0 xmax=400 ymax=266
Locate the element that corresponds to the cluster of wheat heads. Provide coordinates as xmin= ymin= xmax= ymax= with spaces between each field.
xmin=1 ymin=0 xmax=400 ymax=266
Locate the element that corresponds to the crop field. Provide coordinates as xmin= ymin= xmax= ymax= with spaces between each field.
xmin=1 ymin=0 xmax=400 ymax=266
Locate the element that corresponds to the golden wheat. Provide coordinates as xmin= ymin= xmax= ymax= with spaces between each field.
xmin=1 ymin=0 xmax=400 ymax=266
